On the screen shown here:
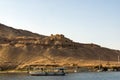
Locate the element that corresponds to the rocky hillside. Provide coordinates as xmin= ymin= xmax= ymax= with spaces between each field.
xmin=0 ymin=23 xmax=120 ymax=70
xmin=0 ymin=23 xmax=45 ymax=39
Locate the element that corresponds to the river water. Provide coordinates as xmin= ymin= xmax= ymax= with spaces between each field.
xmin=0 ymin=72 xmax=120 ymax=80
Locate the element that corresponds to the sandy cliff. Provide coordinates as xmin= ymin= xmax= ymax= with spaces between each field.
xmin=0 ymin=23 xmax=120 ymax=70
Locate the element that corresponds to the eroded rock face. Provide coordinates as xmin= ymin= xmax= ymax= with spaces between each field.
xmin=0 ymin=23 xmax=120 ymax=70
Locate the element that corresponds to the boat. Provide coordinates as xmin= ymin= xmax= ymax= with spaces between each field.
xmin=97 ymin=56 xmax=103 ymax=72
xmin=29 ymin=68 xmax=65 ymax=76
xmin=97 ymin=69 xmax=103 ymax=72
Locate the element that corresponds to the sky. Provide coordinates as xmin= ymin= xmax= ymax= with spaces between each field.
xmin=0 ymin=0 xmax=120 ymax=50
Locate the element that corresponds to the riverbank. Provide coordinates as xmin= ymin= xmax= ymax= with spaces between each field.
xmin=0 ymin=66 xmax=120 ymax=74
xmin=0 ymin=70 xmax=28 ymax=74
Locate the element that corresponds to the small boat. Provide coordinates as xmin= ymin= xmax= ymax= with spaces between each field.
xmin=29 ymin=68 xmax=65 ymax=76
xmin=97 ymin=69 xmax=103 ymax=72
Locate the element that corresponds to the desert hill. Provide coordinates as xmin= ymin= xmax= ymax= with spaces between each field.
xmin=0 ymin=23 xmax=45 ymax=39
xmin=0 ymin=23 xmax=120 ymax=70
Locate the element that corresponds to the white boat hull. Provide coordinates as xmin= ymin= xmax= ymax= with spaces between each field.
xmin=29 ymin=71 xmax=65 ymax=76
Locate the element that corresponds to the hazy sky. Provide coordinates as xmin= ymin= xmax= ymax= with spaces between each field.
xmin=0 ymin=0 xmax=120 ymax=50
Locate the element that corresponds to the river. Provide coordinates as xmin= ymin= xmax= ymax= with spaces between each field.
xmin=0 ymin=72 xmax=120 ymax=80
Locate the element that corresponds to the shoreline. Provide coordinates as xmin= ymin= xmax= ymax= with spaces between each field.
xmin=0 ymin=64 xmax=120 ymax=74
xmin=0 ymin=70 xmax=28 ymax=74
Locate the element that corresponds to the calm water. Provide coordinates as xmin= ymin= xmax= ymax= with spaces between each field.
xmin=0 ymin=72 xmax=120 ymax=80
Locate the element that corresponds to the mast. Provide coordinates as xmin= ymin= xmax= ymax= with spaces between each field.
xmin=118 ymin=55 xmax=119 ymax=67
xmin=99 ymin=56 xmax=101 ymax=70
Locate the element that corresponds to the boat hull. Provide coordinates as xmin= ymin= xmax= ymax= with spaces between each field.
xmin=29 ymin=72 xmax=65 ymax=76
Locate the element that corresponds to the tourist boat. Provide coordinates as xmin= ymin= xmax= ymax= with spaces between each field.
xmin=29 ymin=68 xmax=65 ymax=76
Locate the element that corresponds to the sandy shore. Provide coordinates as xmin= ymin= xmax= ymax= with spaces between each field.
xmin=0 ymin=70 xmax=28 ymax=74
